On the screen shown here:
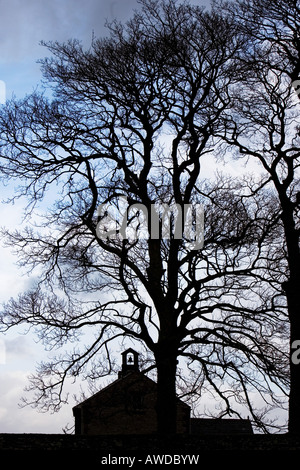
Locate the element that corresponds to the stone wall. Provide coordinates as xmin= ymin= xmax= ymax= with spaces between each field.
xmin=0 ymin=433 xmax=299 ymax=457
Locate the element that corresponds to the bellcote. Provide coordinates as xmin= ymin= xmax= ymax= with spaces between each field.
xmin=118 ymin=348 xmax=139 ymax=378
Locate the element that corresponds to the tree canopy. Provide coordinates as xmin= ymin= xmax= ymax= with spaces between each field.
xmin=0 ymin=0 xmax=299 ymax=434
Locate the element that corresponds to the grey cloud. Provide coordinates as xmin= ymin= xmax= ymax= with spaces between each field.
xmin=0 ymin=0 xmax=139 ymax=63
xmin=0 ymin=0 xmax=139 ymax=97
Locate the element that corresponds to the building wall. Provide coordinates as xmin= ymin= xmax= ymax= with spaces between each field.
xmin=74 ymin=372 xmax=190 ymax=435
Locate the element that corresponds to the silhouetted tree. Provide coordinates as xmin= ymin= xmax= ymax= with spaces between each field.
xmin=227 ymin=0 xmax=300 ymax=89
xmin=0 ymin=0 xmax=291 ymax=434
xmin=217 ymin=0 xmax=300 ymax=434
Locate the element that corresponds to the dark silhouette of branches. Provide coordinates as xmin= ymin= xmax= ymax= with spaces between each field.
xmin=0 ymin=0 xmax=294 ymax=434
xmin=216 ymin=0 xmax=300 ymax=434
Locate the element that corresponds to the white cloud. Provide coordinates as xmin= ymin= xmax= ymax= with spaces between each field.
xmin=0 ymin=201 xmax=29 ymax=303
xmin=5 ymin=336 xmax=35 ymax=363
xmin=0 ymin=339 xmax=5 ymax=364
xmin=0 ymin=369 xmax=74 ymax=432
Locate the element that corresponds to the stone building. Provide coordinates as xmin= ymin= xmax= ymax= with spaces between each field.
xmin=73 ymin=348 xmax=253 ymax=436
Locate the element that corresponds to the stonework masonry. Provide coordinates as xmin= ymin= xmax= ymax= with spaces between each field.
xmin=0 ymin=433 xmax=299 ymax=454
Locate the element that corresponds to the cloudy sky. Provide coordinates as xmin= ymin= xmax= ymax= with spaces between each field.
xmin=0 ymin=0 xmax=141 ymax=99
xmin=0 ymin=0 xmax=226 ymax=434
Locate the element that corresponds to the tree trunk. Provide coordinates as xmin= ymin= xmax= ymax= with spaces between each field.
xmin=155 ymin=346 xmax=178 ymax=436
xmin=287 ymin=278 xmax=300 ymax=435
xmin=278 ymin=192 xmax=300 ymax=434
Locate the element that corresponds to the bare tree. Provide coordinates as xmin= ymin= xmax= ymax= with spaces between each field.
xmin=217 ymin=0 xmax=300 ymax=434
xmin=177 ymin=176 xmax=290 ymax=432
xmin=0 ymin=0 xmax=290 ymax=434
xmin=226 ymin=0 xmax=300 ymax=88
